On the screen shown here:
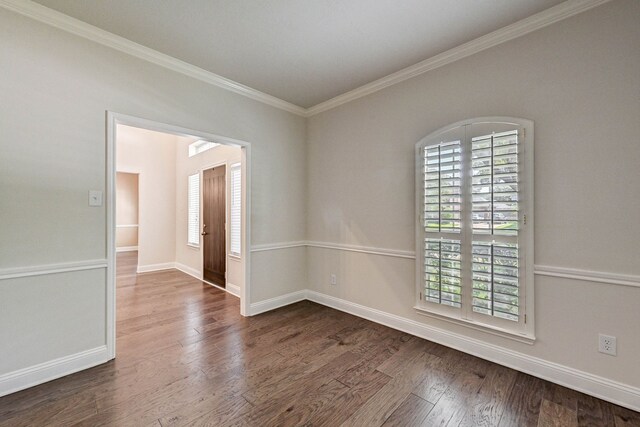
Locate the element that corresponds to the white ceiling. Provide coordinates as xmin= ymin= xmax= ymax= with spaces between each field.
xmin=33 ymin=0 xmax=565 ymax=108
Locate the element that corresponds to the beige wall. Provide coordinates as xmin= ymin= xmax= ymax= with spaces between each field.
xmin=307 ymin=0 xmax=640 ymax=389
xmin=116 ymin=130 xmax=244 ymax=289
xmin=175 ymin=140 xmax=243 ymax=292
xmin=115 ymin=172 xmax=139 ymax=248
xmin=0 ymin=7 xmax=306 ymax=377
xmin=117 ymin=125 xmax=177 ymax=268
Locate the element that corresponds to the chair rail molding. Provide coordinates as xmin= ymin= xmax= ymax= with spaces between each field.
xmin=250 ymin=241 xmax=308 ymax=252
xmin=251 ymin=240 xmax=639 ymax=288
xmin=0 ymin=259 xmax=108 ymax=281
xmin=534 ymin=265 xmax=640 ymax=288
xmin=306 ymin=241 xmax=416 ymax=260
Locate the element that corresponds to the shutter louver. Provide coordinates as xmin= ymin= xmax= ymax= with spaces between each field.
xmin=230 ymin=164 xmax=241 ymax=256
xmin=425 ymin=238 xmax=462 ymax=308
xmin=472 ymin=241 xmax=519 ymax=321
xmin=424 ymin=141 xmax=462 ymax=233
xmin=187 ymin=173 xmax=200 ymax=246
xmin=471 ymin=131 xmax=519 ymax=236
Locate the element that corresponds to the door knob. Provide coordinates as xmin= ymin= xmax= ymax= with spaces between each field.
xmin=201 ymin=224 xmax=207 ymax=236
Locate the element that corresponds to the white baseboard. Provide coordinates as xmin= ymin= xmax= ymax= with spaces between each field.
xmin=174 ymin=262 xmax=202 ymax=280
xmin=136 ymin=262 xmax=175 ymax=274
xmin=116 ymin=246 xmax=138 ymax=253
xmin=248 ymin=290 xmax=307 ymax=316
xmin=305 ymin=290 xmax=640 ymax=412
xmin=226 ymin=282 xmax=241 ymax=297
xmin=0 ymin=346 xmax=110 ymax=397
xmin=174 ymin=263 xmax=241 ymax=299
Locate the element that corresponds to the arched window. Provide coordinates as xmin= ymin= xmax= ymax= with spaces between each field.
xmin=415 ymin=117 xmax=534 ymax=341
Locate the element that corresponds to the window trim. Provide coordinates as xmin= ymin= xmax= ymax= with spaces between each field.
xmin=187 ymin=172 xmax=200 ymax=248
xmin=414 ymin=117 xmax=535 ymax=342
xmin=229 ymin=162 xmax=242 ymax=258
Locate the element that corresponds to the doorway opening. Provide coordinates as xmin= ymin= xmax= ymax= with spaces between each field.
xmin=106 ymin=112 xmax=252 ymax=360
xmin=115 ymin=172 xmax=139 ymax=254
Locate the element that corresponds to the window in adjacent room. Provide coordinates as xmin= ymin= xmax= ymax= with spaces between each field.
xmin=187 ymin=173 xmax=200 ymax=247
xmin=188 ymin=139 xmax=219 ymax=157
xmin=415 ymin=118 xmax=534 ymax=341
xmin=229 ymin=163 xmax=241 ymax=257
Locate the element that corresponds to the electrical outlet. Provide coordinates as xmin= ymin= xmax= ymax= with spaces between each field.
xmin=598 ymin=334 xmax=617 ymax=356
xmin=330 ymin=273 xmax=337 ymax=286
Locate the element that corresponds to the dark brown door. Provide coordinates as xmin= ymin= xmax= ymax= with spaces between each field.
xmin=202 ymin=165 xmax=226 ymax=287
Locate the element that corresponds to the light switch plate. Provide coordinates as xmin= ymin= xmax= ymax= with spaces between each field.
xmin=89 ymin=190 xmax=103 ymax=207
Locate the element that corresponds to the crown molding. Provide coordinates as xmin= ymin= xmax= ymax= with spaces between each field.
xmin=305 ymin=0 xmax=612 ymax=116
xmin=0 ymin=0 xmax=307 ymax=117
xmin=1 ymin=0 xmax=611 ymax=118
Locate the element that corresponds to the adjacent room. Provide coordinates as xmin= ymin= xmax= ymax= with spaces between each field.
xmin=115 ymin=124 xmax=244 ymax=296
xmin=0 ymin=0 xmax=638 ymax=425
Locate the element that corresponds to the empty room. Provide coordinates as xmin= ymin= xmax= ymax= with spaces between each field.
xmin=0 ymin=0 xmax=638 ymax=426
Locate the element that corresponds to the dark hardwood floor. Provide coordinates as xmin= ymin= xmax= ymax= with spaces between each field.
xmin=0 ymin=251 xmax=638 ymax=426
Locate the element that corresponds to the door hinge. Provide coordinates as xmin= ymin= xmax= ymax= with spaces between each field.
xmin=419 ymin=292 xmax=422 ymax=301
xmin=523 ymin=214 xmax=527 ymax=225
xmin=524 ymin=314 xmax=527 ymax=324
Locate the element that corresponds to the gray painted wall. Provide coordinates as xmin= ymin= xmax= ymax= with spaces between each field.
xmin=307 ymin=0 xmax=640 ymax=388
xmin=0 ymin=8 xmax=306 ymax=375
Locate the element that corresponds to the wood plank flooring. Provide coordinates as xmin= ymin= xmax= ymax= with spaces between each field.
xmin=0 ymin=251 xmax=637 ymax=426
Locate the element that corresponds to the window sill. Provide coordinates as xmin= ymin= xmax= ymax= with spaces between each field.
xmin=228 ymin=254 xmax=241 ymax=260
xmin=187 ymin=243 xmax=200 ymax=250
xmin=413 ymin=306 xmax=536 ymax=345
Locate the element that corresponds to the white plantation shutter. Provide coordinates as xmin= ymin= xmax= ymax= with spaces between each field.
xmin=424 ymin=141 xmax=462 ymax=233
xmin=417 ymin=118 xmax=533 ymax=337
xmin=187 ymin=173 xmax=200 ymax=246
xmin=423 ymin=138 xmax=463 ymax=308
xmin=472 ymin=241 xmax=519 ymax=321
xmin=470 ymin=130 xmax=520 ymax=322
xmin=471 ymin=131 xmax=519 ymax=236
xmin=425 ymin=238 xmax=462 ymax=307
xmin=230 ymin=164 xmax=241 ymax=256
